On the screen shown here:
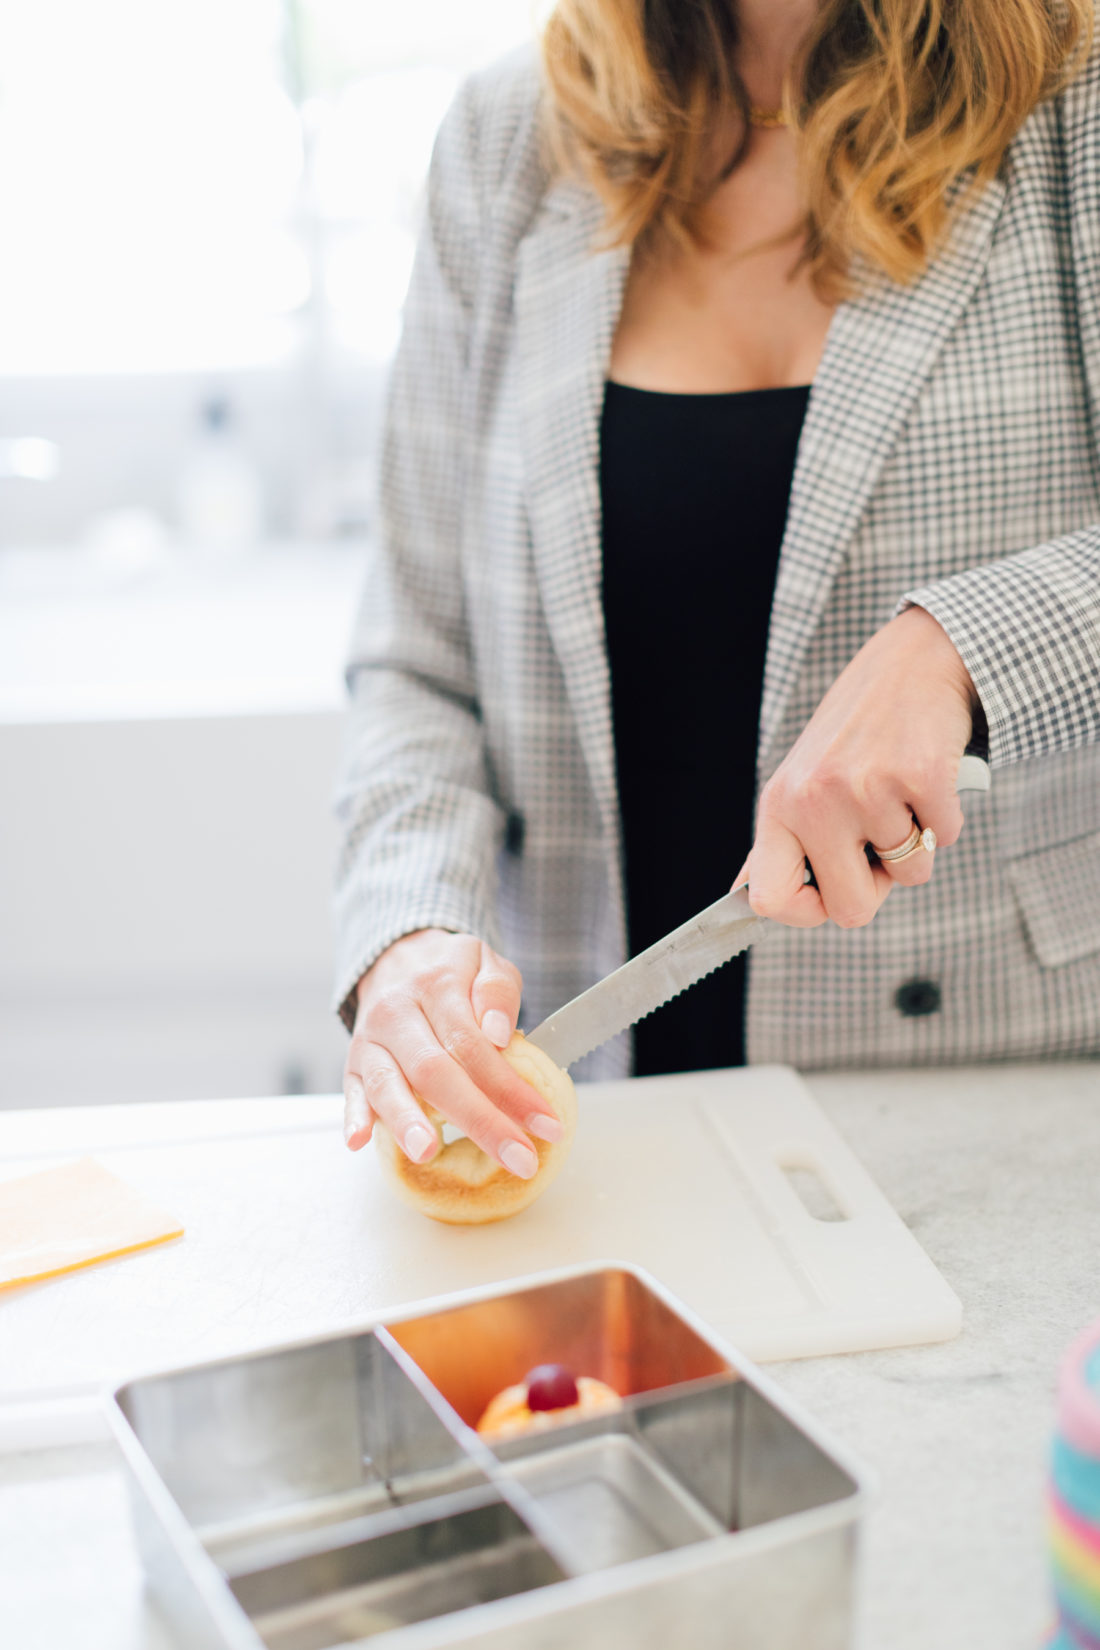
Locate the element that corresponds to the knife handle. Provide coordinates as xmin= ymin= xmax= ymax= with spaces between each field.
xmin=802 ymin=751 xmax=990 ymax=888
xmin=956 ymin=752 xmax=991 ymax=792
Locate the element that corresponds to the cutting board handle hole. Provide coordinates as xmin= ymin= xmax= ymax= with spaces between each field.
xmin=780 ymin=1160 xmax=849 ymax=1223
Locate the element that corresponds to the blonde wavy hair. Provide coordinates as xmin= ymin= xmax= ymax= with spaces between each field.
xmin=541 ymin=0 xmax=1093 ymax=293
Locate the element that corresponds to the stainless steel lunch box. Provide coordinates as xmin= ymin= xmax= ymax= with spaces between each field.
xmin=107 ymin=1264 xmax=869 ymax=1650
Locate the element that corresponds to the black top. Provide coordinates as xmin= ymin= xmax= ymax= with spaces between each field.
xmin=600 ymin=381 xmax=811 ymax=1075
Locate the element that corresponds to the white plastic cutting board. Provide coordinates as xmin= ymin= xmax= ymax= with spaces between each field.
xmin=0 ymin=1065 xmax=959 ymax=1404
xmin=554 ymin=1063 xmax=963 ymax=1359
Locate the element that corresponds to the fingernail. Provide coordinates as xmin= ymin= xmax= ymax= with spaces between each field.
xmin=499 ymin=1140 xmax=539 ymax=1179
xmin=403 ymin=1122 xmax=436 ymax=1162
xmin=482 ymin=1010 xmax=512 ymax=1049
xmin=526 ymin=1112 xmax=563 ymax=1143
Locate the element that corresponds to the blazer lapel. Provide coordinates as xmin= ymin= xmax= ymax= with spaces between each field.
xmin=758 ymin=172 xmax=1009 ymax=766
xmin=515 ymin=167 xmax=1008 ymax=854
xmin=515 ymin=183 xmax=630 ymax=866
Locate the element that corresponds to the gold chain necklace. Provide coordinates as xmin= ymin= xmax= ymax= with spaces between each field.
xmin=748 ymin=105 xmax=790 ymax=129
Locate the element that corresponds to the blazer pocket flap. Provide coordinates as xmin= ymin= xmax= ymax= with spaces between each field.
xmin=1006 ymin=829 xmax=1100 ymax=968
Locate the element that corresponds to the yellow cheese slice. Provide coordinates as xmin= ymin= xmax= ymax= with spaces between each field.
xmin=0 ymin=1157 xmax=184 ymax=1291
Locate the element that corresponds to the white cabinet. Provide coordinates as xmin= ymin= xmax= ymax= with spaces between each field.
xmin=0 ymin=546 xmax=362 ymax=1105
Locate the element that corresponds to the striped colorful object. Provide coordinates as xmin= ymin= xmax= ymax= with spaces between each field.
xmin=1049 ymin=1323 xmax=1100 ymax=1648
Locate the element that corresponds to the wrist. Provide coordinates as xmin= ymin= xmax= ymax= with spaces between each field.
xmin=895 ymin=605 xmax=981 ymax=719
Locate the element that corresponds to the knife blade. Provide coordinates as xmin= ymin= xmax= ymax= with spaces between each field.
xmin=526 ymin=751 xmax=991 ymax=1070
xmin=526 ymin=887 xmax=765 ymax=1070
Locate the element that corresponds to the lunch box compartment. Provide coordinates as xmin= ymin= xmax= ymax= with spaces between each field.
xmin=487 ymin=1378 xmax=859 ymax=1574
xmin=115 ymin=1329 xmax=484 ymax=1575
xmin=382 ymin=1266 xmax=733 ymax=1430
xmin=494 ymin=1425 xmax=724 ymax=1572
xmin=228 ymin=1492 xmax=565 ymax=1650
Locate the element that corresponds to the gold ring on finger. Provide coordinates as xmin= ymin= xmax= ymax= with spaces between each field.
xmin=872 ymin=823 xmax=937 ymax=863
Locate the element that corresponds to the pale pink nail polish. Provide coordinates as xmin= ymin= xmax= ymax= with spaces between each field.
xmin=500 ymin=1141 xmax=538 ymax=1179
xmin=404 ymin=1122 xmax=436 ymax=1161
xmin=482 ymin=1010 xmax=512 ymax=1048
xmin=526 ymin=1112 xmax=563 ymax=1143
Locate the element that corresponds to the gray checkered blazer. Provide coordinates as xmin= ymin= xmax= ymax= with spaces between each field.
xmin=335 ymin=45 xmax=1100 ymax=1076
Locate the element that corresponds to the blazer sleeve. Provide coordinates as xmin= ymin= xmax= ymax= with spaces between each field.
xmin=332 ymin=75 xmax=505 ymax=1028
xmin=899 ymin=48 xmax=1100 ymax=771
xmin=899 ymin=526 xmax=1100 ymax=767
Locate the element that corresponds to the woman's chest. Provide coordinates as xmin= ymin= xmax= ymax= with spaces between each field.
xmin=608 ymin=143 xmax=835 ymax=394
xmin=610 ymin=239 xmax=834 ymax=394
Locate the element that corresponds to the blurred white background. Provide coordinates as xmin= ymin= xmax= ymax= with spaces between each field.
xmin=0 ymin=0 xmax=540 ymax=1105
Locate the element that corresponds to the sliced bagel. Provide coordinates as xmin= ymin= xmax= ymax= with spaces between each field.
xmin=374 ymin=1032 xmax=577 ymax=1224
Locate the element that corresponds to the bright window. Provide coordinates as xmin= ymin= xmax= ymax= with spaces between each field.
xmin=0 ymin=0 xmax=540 ymax=376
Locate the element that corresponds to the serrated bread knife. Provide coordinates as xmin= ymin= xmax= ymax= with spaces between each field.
xmin=526 ymin=752 xmax=991 ymax=1070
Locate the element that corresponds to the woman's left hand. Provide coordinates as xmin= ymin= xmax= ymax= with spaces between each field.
xmin=735 ymin=607 xmax=979 ymax=929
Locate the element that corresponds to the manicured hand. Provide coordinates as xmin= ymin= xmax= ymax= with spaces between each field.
xmin=341 ymin=930 xmax=562 ymax=1176
xmin=734 ymin=607 xmax=978 ymax=927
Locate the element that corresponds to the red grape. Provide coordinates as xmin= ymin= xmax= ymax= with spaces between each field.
xmin=525 ymin=1364 xmax=580 ymax=1412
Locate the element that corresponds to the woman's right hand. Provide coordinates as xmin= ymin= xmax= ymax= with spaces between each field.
xmin=341 ymin=930 xmax=562 ymax=1178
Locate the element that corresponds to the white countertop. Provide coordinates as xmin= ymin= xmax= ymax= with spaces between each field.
xmin=3 ymin=1062 xmax=1099 ymax=1650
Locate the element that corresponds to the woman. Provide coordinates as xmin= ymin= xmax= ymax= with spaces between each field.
xmin=336 ymin=0 xmax=1100 ymax=1176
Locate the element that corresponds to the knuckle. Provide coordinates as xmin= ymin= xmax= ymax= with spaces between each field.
xmin=786 ymin=774 xmax=835 ymax=831
xmin=805 ymin=760 xmax=846 ymax=800
xmin=906 ymin=761 xmax=938 ymax=799
xmin=747 ymin=887 xmax=784 ymax=921
xmin=478 ymin=966 xmax=519 ymax=1000
xmin=418 ymin=962 xmax=457 ymax=996
xmin=369 ymin=989 xmax=408 ymax=1030
xmin=440 ymin=1024 xmax=481 ymax=1067
xmin=757 ymin=774 xmax=789 ymax=818
xmin=845 ymin=766 xmax=882 ymax=813
xmin=361 ymin=1062 xmax=395 ymax=1105
xmin=405 ymin=1045 xmax=448 ymax=1089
